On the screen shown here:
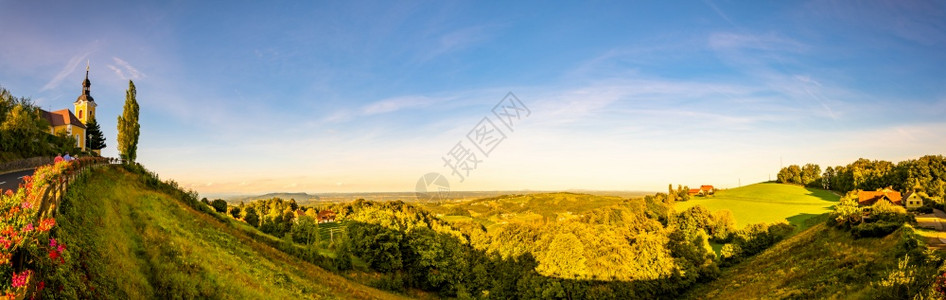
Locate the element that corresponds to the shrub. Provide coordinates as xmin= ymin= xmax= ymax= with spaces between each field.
xmin=333 ymin=235 xmax=354 ymax=271
xmin=710 ymin=210 xmax=736 ymax=242
xmin=243 ymin=208 xmax=260 ymax=227
xmin=719 ymin=243 xmax=741 ymax=265
xmin=228 ymin=206 xmax=241 ymax=219
xmin=851 ymin=221 xmax=901 ymax=238
xmin=733 ymin=222 xmax=794 ymax=257
xmin=873 ymin=199 xmax=907 ymax=215
xmin=210 ymin=199 xmax=228 ymax=213
xmin=369 ymin=273 xmax=405 ymax=293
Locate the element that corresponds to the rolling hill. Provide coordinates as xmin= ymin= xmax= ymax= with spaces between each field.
xmin=685 ymin=223 xmax=935 ymax=299
xmin=43 ymin=165 xmax=402 ymax=299
xmin=675 ymin=183 xmax=840 ymax=230
xmin=420 ymin=192 xmax=627 ymax=230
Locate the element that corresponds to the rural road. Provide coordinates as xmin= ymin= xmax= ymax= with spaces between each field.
xmin=0 ymin=169 xmax=35 ymax=192
xmin=916 ymin=209 xmax=946 ymax=246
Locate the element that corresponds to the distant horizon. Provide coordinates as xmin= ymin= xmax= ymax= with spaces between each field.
xmin=2 ymin=1 xmax=944 ymax=195
xmin=206 ymin=181 xmax=789 ymax=201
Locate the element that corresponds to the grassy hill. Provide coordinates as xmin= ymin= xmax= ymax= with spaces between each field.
xmin=675 ymin=183 xmax=839 ymax=230
xmin=44 ymin=165 xmax=402 ymax=299
xmin=686 ymin=223 xmax=936 ymax=299
xmin=421 ymin=192 xmax=626 ymax=230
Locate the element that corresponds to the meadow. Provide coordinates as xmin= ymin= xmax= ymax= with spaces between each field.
xmin=675 ymin=183 xmax=840 ymax=230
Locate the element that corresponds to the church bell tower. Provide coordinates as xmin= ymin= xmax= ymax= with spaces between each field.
xmin=74 ymin=61 xmax=97 ymax=125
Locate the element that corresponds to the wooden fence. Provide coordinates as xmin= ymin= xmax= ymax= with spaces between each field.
xmin=28 ymin=157 xmax=118 ymax=220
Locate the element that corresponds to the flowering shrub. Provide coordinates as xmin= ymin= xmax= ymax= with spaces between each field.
xmin=47 ymin=238 xmax=65 ymax=264
xmin=0 ymin=158 xmax=105 ymax=298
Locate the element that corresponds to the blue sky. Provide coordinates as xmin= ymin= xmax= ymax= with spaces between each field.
xmin=2 ymin=1 xmax=945 ymax=195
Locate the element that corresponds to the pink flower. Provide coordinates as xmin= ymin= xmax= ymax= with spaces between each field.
xmin=21 ymin=223 xmax=33 ymax=233
xmin=20 ymin=201 xmax=31 ymax=209
xmin=48 ymin=238 xmax=66 ymax=263
xmin=11 ymin=270 xmax=31 ymax=288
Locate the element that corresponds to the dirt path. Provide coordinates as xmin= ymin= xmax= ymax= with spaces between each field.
xmin=915 ymin=209 xmax=946 ymax=249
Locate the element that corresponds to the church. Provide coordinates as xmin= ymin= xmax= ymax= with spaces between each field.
xmin=40 ymin=63 xmax=98 ymax=154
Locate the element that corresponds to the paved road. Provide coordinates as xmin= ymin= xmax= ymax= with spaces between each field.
xmin=916 ymin=209 xmax=946 ymax=248
xmin=0 ymin=169 xmax=35 ymax=192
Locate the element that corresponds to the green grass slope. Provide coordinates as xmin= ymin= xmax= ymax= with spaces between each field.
xmin=686 ymin=223 xmax=921 ymax=299
xmin=675 ymin=183 xmax=839 ymax=229
xmin=45 ymin=166 xmax=402 ymax=299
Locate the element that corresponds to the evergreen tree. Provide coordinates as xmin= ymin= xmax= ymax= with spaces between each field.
xmin=117 ymin=80 xmax=140 ymax=163
xmin=85 ymin=116 xmax=106 ymax=153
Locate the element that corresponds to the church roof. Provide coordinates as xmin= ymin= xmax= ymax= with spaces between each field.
xmin=75 ymin=94 xmax=94 ymax=103
xmin=41 ymin=109 xmax=86 ymax=129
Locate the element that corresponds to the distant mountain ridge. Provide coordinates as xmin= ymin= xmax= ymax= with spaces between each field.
xmin=222 ymin=190 xmax=657 ymax=205
xmin=226 ymin=192 xmax=321 ymax=203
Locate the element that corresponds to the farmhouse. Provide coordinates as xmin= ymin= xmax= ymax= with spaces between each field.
xmin=317 ymin=210 xmax=336 ymax=223
xmin=687 ymin=185 xmax=716 ymax=196
xmin=903 ymin=192 xmax=924 ymax=208
xmin=701 ymin=185 xmax=715 ymax=195
xmin=39 ymin=63 xmax=98 ymax=153
xmin=687 ymin=188 xmax=701 ymax=196
xmin=857 ymin=187 xmax=902 ymax=206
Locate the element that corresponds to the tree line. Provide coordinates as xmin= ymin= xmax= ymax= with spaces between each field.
xmin=323 ymin=194 xmax=792 ymax=298
xmin=776 ymin=155 xmax=946 ymax=199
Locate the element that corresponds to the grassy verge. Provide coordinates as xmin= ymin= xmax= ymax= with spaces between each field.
xmin=37 ymin=165 xmax=402 ymax=299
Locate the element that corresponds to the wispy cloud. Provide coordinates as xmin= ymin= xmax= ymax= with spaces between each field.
xmin=107 ymin=57 xmax=144 ymax=80
xmin=321 ymin=95 xmax=453 ymax=123
xmin=706 ymin=31 xmax=847 ymax=121
xmin=708 ymin=32 xmax=808 ymax=52
xmin=420 ymin=25 xmax=496 ymax=61
xmin=702 ymin=0 xmax=736 ymax=27
xmin=40 ymin=52 xmax=90 ymax=91
xmin=362 ymin=95 xmax=440 ymax=115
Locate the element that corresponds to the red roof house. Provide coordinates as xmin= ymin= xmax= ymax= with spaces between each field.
xmin=317 ymin=210 xmax=336 ymax=223
xmin=858 ymin=188 xmax=902 ymax=206
xmin=700 ymin=185 xmax=715 ymax=195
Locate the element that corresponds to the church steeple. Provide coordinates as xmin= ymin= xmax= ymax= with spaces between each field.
xmin=80 ymin=60 xmax=93 ymax=101
xmin=75 ymin=60 xmax=97 ymax=125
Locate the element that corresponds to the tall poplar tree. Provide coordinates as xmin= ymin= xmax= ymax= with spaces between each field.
xmin=117 ymin=80 xmax=139 ymax=163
